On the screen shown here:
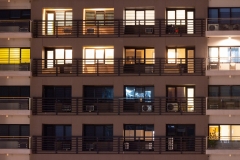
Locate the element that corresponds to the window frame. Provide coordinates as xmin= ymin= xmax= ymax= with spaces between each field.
xmin=0 ymin=9 xmax=31 ymax=20
xmin=208 ymin=85 xmax=240 ymax=97
xmin=83 ymin=124 xmax=113 ymax=141
xmin=85 ymin=9 xmax=114 ymax=26
xmin=125 ymin=9 xmax=155 ymax=25
xmin=0 ymin=48 xmax=30 ymax=64
xmin=84 ymin=48 xmax=114 ymax=64
xmin=0 ymin=124 xmax=30 ymax=136
xmin=124 ymin=124 xmax=154 ymax=141
xmin=125 ymin=48 xmax=155 ymax=64
xmin=166 ymin=47 xmax=195 ymax=64
xmin=208 ymin=124 xmax=240 ymax=140
xmin=0 ymin=86 xmax=30 ymax=97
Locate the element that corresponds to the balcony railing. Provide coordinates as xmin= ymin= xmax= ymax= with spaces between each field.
xmin=32 ymin=136 xmax=205 ymax=154
xmin=207 ymin=97 xmax=240 ymax=110
xmin=0 ymin=20 xmax=31 ymax=32
xmin=32 ymin=97 xmax=206 ymax=115
xmin=207 ymin=136 xmax=240 ymax=149
xmin=207 ymin=57 xmax=240 ymax=71
xmin=32 ymin=58 xmax=205 ymax=76
xmin=0 ymin=97 xmax=30 ymax=110
xmin=0 ymin=59 xmax=30 ymax=71
xmin=207 ymin=18 xmax=240 ymax=31
xmin=0 ymin=136 xmax=30 ymax=149
xmin=32 ymin=19 xmax=205 ymax=38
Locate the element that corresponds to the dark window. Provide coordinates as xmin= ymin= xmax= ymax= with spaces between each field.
xmin=83 ymin=86 xmax=113 ymax=99
xmin=208 ymin=85 xmax=240 ymax=97
xmin=43 ymin=86 xmax=71 ymax=98
xmin=43 ymin=125 xmax=71 ymax=137
xmin=0 ymin=9 xmax=31 ymax=20
xmin=166 ymin=124 xmax=195 ymax=136
xmin=83 ymin=124 xmax=113 ymax=139
xmin=0 ymin=86 xmax=30 ymax=97
xmin=0 ymin=124 xmax=29 ymax=136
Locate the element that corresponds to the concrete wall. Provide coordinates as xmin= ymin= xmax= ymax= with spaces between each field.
xmin=209 ymin=0 xmax=240 ymax=7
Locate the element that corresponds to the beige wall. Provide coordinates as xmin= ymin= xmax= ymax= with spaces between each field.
xmin=209 ymin=0 xmax=240 ymax=7
xmin=0 ymin=0 xmax=30 ymax=9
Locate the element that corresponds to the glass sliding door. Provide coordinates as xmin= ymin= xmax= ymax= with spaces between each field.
xmin=46 ymin=12 xmax=55 ymax=35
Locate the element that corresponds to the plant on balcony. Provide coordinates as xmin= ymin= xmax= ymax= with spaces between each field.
xmin=208 ymin=128 xmax=218 ymax=149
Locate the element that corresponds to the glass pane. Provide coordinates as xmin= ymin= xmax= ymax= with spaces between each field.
xmin=231 ymin=47 xmax=240 ymax=62
xmin=209 ymin=125 xmax=219 ymax=139
xmin=145 ymin=10 xmax=155 ymax=25
xmin=125 ymin=87 xmax=135 ymax=98
xmin=232 ymin=125 xmax=240 ymax=140
xmin=145 ymin=131 xmax=153 ymax=141
xmin=219 ymin=47 xmax=230 ymax=62
xmin=105 ymin=49 xmax=114 ymax=64
xmin=219 ymin=8 xmax=230 ymax=24
xmin=126 ymin=10 xmax=135 ymax=25
xmin=65 ymin=11 xmax=72 ymax=26
xmin=145 ymin=87 xmax=154 ymax=99
xmin=135 ymin=87 xmax=144 ymax=98
xmin=136 ymin=49 xmax=144 ymax=63
xmin=96 ymin=11 xmax=104 ymax=25
xmin=208 ymin=9 xmax=218 ymax=24
xmin=232 ymin=86 xmax=240 ymax=96
xmin=208 ymin=86 xmax=219 ymax=97
xmin=55 ymin=126 xmax=64 ymax=137
xmin=65 ymin=49 xmax=72 ymax=64
xmin=145 ymin=49 xmax=155 ymax=64
xmin=10 ymin=48 xmax=20 ymax=64
xmin=176 ymin=48 xmax=185 ymax=64
xmin=55 ymin=49 xmax=64 ymax=64
xmin=95 ymin=49 xmax=104 ymax=63
xmin=85 ymin=49 xmax=95 ymax=64
xmin=220 ymin=86 xmax=230 ymax=97
xmin=167 ymin=87 xmax=176 ymax=99
xmin=177 ymin=87 xmax=185 ymax=97
xmin=167 ymin=11 xmax=175 ymax=25
xmin=136 ymin=130 xmax=144 ymax=140
xmin=47 ymin=51 xmax=54 ymax=68
xmin=126 ymin=49 xmax=135 ymax=64
xmin=9 ymin=125 xmax=19 ymax=136
xmin=21 ymin=49 xmax=30 ymax=63
xmin=187 ymin=11 xmax=194 ymax=34
xmin=125 ymin=130 xmax=134 ymax=141
xmin=0 ymin=48 xmax=9 ymax=64
xmin=220 ymin=125 xmax=230 ymax=140
xmin=167 ymin=49 xmax=176 ymax=63
xmin=209 ymin=47 xmax=219 ymax=62
xmin=176 ymin=10 xmax=185 ymax=25
xmin=136 ymin=11 xmax=144 ymax=25
xmin=0 ymin=125 xmax=8 ymax=136
xmin=20 ymin=125 xmax=30 ymax=136
xmin=47 ymin=13 xmax=54 ymax=35
xmin=96 ymin=126 xmax=104 ymax=137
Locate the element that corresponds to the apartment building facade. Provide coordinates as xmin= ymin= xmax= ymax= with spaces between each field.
xmin=0 ymin=0 xmax=239 ymax=160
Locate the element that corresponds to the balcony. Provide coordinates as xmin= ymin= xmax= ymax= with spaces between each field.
xmin=0 ymin=136 xmax=31 ymax=154
xmin=206 ymin=58 xmax=240 ymax=76
xmin=206 ymin=18 xmax=240 ymax=37
xmin=32 ymin=19 xmax=205 ymax=38
xmin=206 ymin=97 xmax=240 ymax=116
xmin=207 ymin=136 xmax=240 ymax=155
xmin=32 ymin=58 xmax=205 ymax=77
xmin=32 ymin=97 xmax=205 ymax=115
xmin=0 ymin=59 xmax=30 ymax=77
xmin=32 ymin=136 xmax=205 ymax=154
xmin=0 ymin=20 xmax=31 ymax=38
xmin=0 ymin=98 xmax=31 ymax=116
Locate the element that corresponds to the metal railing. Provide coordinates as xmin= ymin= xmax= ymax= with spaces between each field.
xmin=207 ymin=97 xmax=240 ymax=110
xmin=32 ymin=136 xmax=205 ymax=154
xmin=207 ymin=136 xmax=240 ymax=149
xmin=32 ymin=97 xmax=206 ymax=115
xmin=207 ymin=57 xmax=240 ymax=70
xmin=32 ymin=19 xmax=205 ymax=38
xmin=0 ymin=20 xmax=31 ymax=32
xmin=207 ymin=18 xmax=240 ymax=31
xmin=0 ymin=136 xmax=30 ymax=149
xmin=0 ymin=97 xmax=30 ymax=110
xmin=32 ymin=58 xmax=205 ymax=76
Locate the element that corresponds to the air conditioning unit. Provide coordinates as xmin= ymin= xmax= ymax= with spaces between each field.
xmin=62 ymin=105 xmax=72 ymax=112
xmin=142 ymin=105 xmax=153 ymax=112
xmin=208 ymin=24 xmax=219 ymax=31
xmin=124 ymin=142 xmax=129 ymax=150
xmin=87 ymin=28 xmax=94 ymax=34
xmin=145 ymin=142 xmax=153 ymax=150
xmin=86 ymin=143 xmax=94 ymax=151
xmin=86 ymin=105 xmax=94 ymax=112
xmin=145 ymin=28 xmax=153 ymax=34
xmin=167 ymin=103 xmax=179 ymax=112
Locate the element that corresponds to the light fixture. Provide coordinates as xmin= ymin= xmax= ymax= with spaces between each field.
xmin=7 ymin=76 xmax=9 ymax=79
xmin=229 ymin=154 xmax=231 ymax=157
xmin=229 ymin=75 xmax=231 ymax=78
xmin=229 ymin=114 xmax=231 ymax=117
xmin=6 ymin=115 xmax=8 ymax=118
xmin=8 ymin=0 xmax=10 ymax=2
xmin=228 ymin=37 xmax=231 ymax=40
xmin=7 ymin=38 xmax=10 ymax=40
xmin=6 ymin=153 xmax=9 ymax=156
